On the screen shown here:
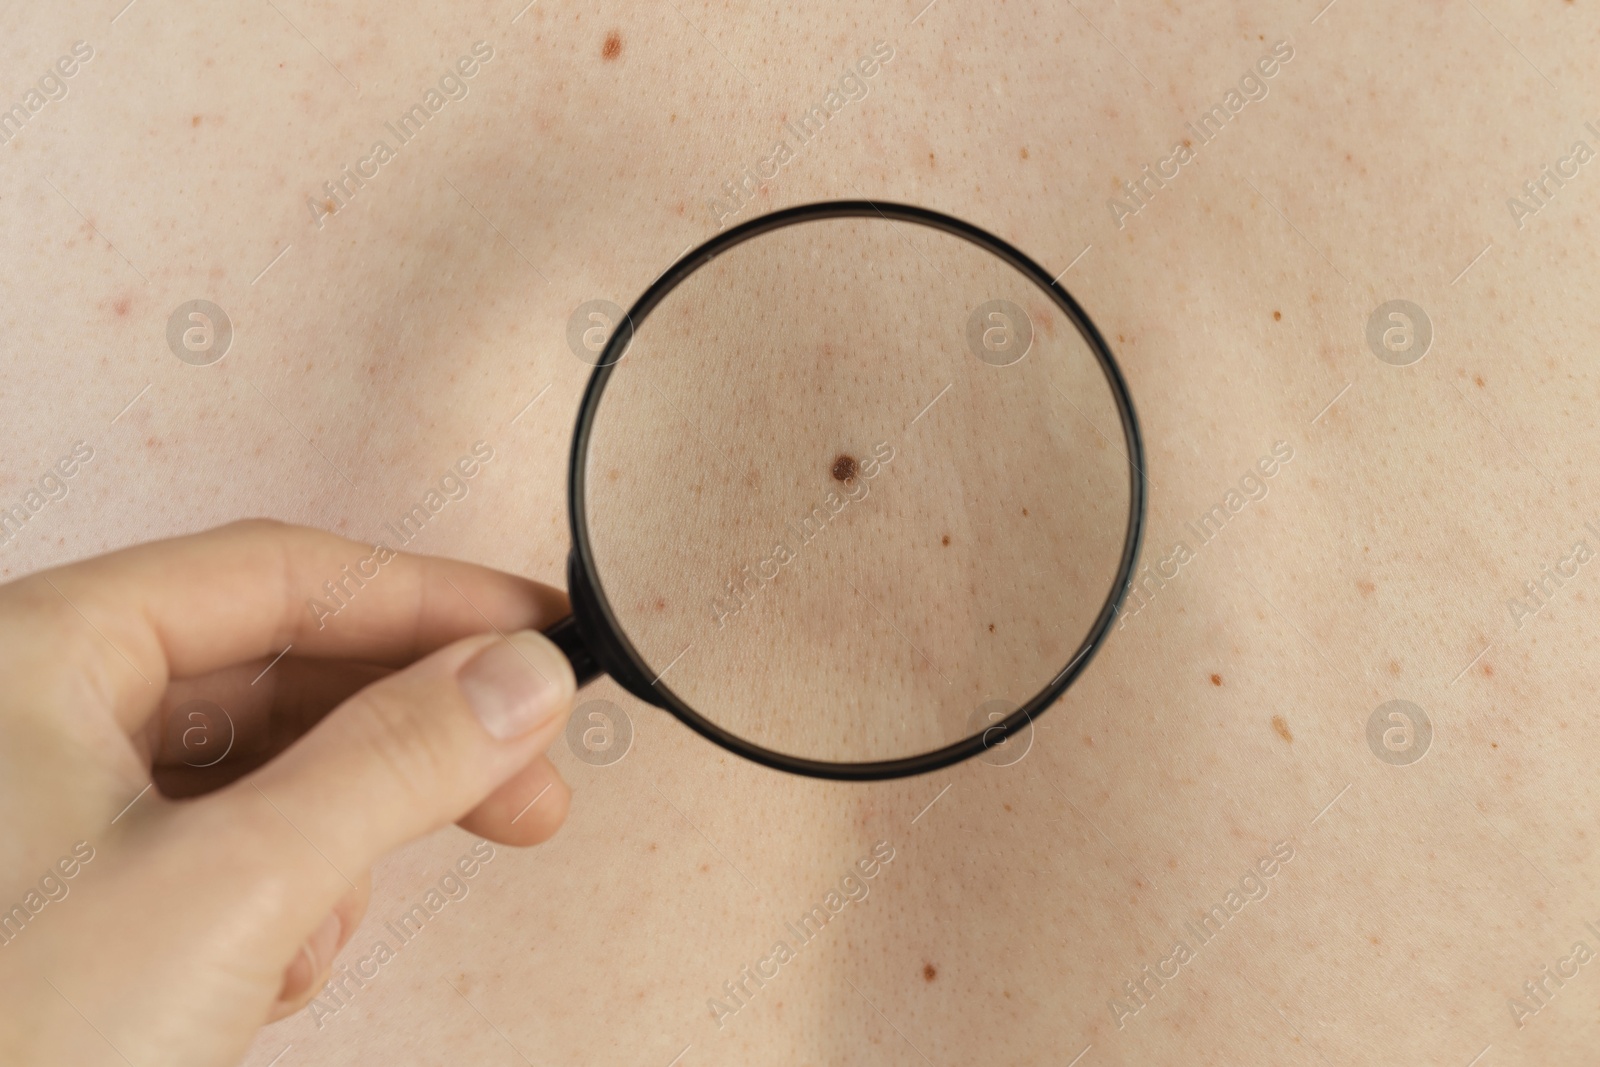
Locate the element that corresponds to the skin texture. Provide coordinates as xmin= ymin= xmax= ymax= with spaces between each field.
xmin=4 ymin=0 xmax=1600 ymax=1063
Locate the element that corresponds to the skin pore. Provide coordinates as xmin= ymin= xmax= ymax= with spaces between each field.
xmin=5 ymin=1 xmax=1600 ymax=1064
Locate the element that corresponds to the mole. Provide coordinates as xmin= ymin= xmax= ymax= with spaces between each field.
xmin=1271 ymin=715 xmax=1293 ymax=743
xmin=1273 ymin=310 xmax=1282 ymax=321
xmin=831 ymin=453 xmax=858 ymax=482
xmin=1210 ymin=673 xmax=1222 ymax=686
xmin=923 ymin=963 xmax=937 ymax=982
xmin=941 ymin=535 xmax=950 ymax=546
xmin=602 ymin=31 xmax=622 ymax=60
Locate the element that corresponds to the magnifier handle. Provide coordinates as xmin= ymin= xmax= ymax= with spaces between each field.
xmin=544 ymin=614 xmax=602 ymax=688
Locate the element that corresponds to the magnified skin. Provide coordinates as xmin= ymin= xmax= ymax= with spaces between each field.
xmin=583 ymin=215 xmax=1129 ymax=763
xmin=6 ymin=2 xmax=1600 ymax=1064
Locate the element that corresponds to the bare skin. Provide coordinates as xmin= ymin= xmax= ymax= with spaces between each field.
xmin=4 ymin=0 xmax=1599 ymax=1063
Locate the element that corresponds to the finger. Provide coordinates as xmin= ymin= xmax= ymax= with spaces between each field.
xmin=457 ymin=754 xmax=572 ymax=846
xmin=148 ymin=657 xmax=393 ymax=797
xmin=0 ymin=519 xmax=568 ymax=736
xmin=224 ymin=628 xmax=575 ymax=881
xmin=269 ymin=872 xmax=372 ymax=1021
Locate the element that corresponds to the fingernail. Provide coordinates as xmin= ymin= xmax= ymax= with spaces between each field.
xmin=459 ymin=632 xmax=563 ymax=740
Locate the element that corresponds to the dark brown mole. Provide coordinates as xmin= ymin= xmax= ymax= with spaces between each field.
xmin=831 ymin=453 xmax=858 ymax=482
xmin=1210 ymin=673 xmax=1222 ymax=686
xmin=923 ymin=963 xmax=937 ymax=982
xmin=602 ymin=31 xmax=622 ymax=59
xmin=941 ymin=534 xmax=950 ymax=546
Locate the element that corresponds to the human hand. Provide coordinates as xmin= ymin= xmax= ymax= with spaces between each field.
xmin=0 ymin=520 xmax=576 ymax=1066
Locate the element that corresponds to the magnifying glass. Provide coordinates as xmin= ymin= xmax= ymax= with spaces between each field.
xmin=544 ymin=201 xmax=1144 ymax=780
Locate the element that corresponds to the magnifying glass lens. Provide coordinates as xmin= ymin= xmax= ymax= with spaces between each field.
xmin=580 ymin=214 xmax=1132 ymax=766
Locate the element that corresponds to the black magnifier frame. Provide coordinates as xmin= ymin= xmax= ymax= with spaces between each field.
xmin=544 ymin=200 xmax=1146 ymax=781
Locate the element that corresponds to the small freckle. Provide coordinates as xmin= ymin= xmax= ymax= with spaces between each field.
xmin=1474 ymin=375 xmax=1486 ymax=388
xmin=923 ymin=963 xmax=937 ymax=982
xmin=699 ymin=863 xmax=710 ymax=873
xmin=1387 ymin=659 xmax=1401 ymax=676
xmin=1002 ymin=803 xmax=1012 ymax=812
xmin=1357 ymin=580 xmax=1376 ymax=597
xmin=1272 ymin=715 xmax=1293 ymax=743
xmin=1021 ymin=507 xmax=1029 ymax=517
xmin=113 ymin=298 xmax=130 ymax=317
xmin=1491 ymin=742 xmax=1499 ymax=749
xmin=1182 ymin=139 xmax=1192 ymax=149
xmin=648 ymin=842 xmax=658 ymax=852
xmin=191 ymin=115 xmax=201 ymax=127
xmin=655 ymin=598 xmax=666 ymax=611
xmin=1019 ymin=146 xmax=1029 ymax=160
xmin=1273 ymin=310 xmax=1282 ymax=321
xmin=831 ymin=453 xmax=857 ymax=482
xmin=602 ymin=31 xmax=622 ymax=59
xmin=1482 ymin=663 xmax=1494 ymax=677
xmin=1210 ymin=673 xmax=1222 ymax=686
xmin=941 ymin=534 xmax=950 ymax=546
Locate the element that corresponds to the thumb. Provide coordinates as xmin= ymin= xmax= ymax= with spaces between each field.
xmin=235 ymin=628 xmax=575 ymax=882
